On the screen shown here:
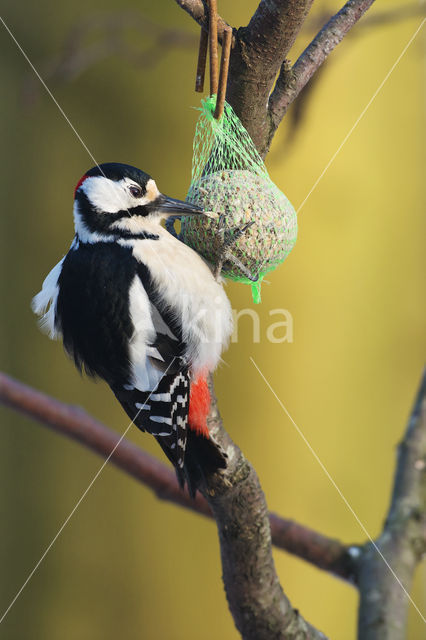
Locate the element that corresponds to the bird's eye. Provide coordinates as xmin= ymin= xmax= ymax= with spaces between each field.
xmin=129 ymin=185 xmax=143 ymax=198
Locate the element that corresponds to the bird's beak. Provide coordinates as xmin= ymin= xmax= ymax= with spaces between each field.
xmin=154 ymin=194 xmax=212 ymax=217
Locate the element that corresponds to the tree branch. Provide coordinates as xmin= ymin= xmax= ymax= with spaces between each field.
xmin=193 ymin=377 xmax=328 ymax=639
xmin=269 ymin=0 xmax=376 ymax=131
xmin=269 ymin=512 xmax=357 ymax=583
xmin=245 ymin=0 xmax=314 ymax=59
xmin=175 ymin=1 xmax=375 ymax=156
xmin=226 ymin=0 xmax=314 ymax=156
xmin=173 ymin=0 xmax=230 ymax=42
xmin=356 ymin=370 xmax=426 ymax=639
xmin=173 ymin=1 xmax=315 ymax=155
xmin=0 ymin=372 xmax=210 ymax=515
xmin=0 ymin=370 xmax=354 ymax=583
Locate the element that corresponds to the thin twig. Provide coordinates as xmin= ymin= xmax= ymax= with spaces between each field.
xmin=195 ymin=27 xmax=208 ymax=92
xmin=214 ymin=25 xmax=232 ymax=119
xmin=208 ymin=0 xmax=218 ymax=96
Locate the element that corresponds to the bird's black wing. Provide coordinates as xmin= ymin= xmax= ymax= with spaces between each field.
xmin=112 ymin=260 xmax=192 ymax=485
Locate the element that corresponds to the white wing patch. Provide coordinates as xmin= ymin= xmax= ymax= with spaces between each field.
xmin=128 ymin=275 xmax=164 ymax=392
xmin=31 ymin=258 xmax=65 ymax=339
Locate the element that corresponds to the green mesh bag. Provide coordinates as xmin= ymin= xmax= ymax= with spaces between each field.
xmin=181 ymin=96 xmax=297 ymax=303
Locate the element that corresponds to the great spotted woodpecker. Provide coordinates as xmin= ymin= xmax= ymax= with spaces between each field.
xmin=32 ymin=163 xmax=233 ymax=494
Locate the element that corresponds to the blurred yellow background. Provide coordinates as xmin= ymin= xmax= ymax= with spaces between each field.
xmin=0 ymin=1 xmax=424 ymax=638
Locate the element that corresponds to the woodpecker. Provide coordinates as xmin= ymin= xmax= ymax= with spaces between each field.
xmin=32 ymin=163 xmax=233 ymax=494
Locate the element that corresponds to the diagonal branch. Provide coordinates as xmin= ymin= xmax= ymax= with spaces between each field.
xmin=356 ymin=369 xmax=426 ymax=638
xmin=0 ymin=370 xmax=354 ymax=582
xmin=269 ymin=0 xmax=376 ymax=130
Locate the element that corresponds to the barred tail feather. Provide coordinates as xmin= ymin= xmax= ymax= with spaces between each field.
xmin=112 ymin=373 xmax=227 ymax=496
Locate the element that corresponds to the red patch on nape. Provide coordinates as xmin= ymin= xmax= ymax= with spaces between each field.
xmin=188 ymin=376 xmax=211 ymax=438
xmin=74 ymin=174 xmax=90 ymax=197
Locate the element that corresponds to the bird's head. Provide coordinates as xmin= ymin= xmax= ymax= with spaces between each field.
xmin=73 ymin=162 xmax=205 ymax=241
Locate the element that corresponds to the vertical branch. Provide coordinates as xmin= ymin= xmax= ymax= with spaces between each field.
xmin=208 ymin=0 xmax=219 ymax=95
xmin=214 ymin=26 xmax=232 ymax=119
xmin=356 ymin=370 xmax=426 ymax=638
xmin=199 ymin=378 xmax=328 ymax=639
xmin=195 ymin=27 xmax=208 ymax=92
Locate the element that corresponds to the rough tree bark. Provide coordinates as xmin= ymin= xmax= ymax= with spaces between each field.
xmin=356 ymin=372 xmax=426 ymax=638
xmin=203 ymin=380 xmax=327 ymax=639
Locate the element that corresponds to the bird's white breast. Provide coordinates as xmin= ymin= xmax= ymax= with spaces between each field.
xmin=122 ymin=223 xmax=233 ymax=376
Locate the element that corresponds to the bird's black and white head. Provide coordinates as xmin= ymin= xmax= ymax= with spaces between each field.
xmin=73 ymin=162 xmax=204 ymax=242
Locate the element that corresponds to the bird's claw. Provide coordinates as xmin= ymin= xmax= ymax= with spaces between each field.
xmin=214 ymin=219 xmax=257 ymax=281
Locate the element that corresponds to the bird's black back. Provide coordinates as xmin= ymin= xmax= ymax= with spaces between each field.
xmin=56 ymin=242 xmax=136 ymax=384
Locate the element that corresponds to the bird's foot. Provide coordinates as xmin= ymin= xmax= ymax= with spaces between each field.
xmin=214 ymin=219 xmax=256 ymax=281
